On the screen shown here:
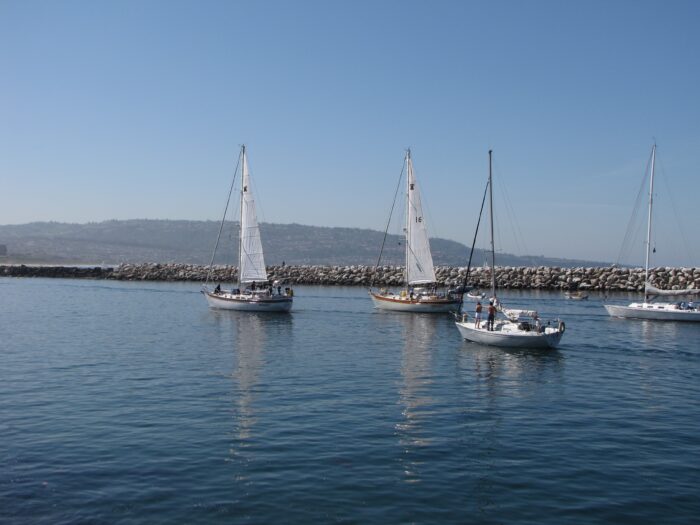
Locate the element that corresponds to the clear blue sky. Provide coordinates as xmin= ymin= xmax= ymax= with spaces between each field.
xmin=2 ymin=0 xmax=699 ymax=265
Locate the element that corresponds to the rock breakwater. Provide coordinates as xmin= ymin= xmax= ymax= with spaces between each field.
xmin=2 ymin=264 xmax=699 ymax=292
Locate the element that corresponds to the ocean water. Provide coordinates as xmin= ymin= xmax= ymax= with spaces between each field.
xmin=1 ymin=277 xmax=699 ymax=524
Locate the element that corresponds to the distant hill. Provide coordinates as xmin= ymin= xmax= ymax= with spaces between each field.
xmin=0 ymin=220 xmax=611 ymax=267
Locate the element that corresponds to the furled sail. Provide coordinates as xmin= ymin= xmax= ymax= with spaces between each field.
xmin=405 ymin=151 xmax=436 ymax=285
xmin=502 ymin=308 xmax=539 ymax=321
xmin=239 ymin=148 xmax=268 ymax=283
xmin=645 ymin=283 xmax=700 ymax=297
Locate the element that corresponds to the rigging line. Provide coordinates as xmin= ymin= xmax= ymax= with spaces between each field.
xmin=616 ymin=148 xmax=653 ymax=266
xmin=658 ymin=159 xmax=697 ymax=266
xmin=370 ymin=156 xmax=406 ymax=289
xmin=494 ymin=160 xmax=531 ymax=265
xmin=205 ymin=150 xmax=242 ymax=286
xmin=458 ymin=176 xmax=490 ymax=314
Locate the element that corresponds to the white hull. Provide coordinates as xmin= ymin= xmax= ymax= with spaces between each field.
xmin=369 ymin=291 xmax=460 ymax=313
xmin=204 ymin=291 xmax=292 ymax=312
xmin=455 ymin=320 xmax=564 ymax=349
xmin=604 ymin=303 xmax=700 ymax=322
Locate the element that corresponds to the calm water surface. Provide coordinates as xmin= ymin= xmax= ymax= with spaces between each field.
xmin=1 ymin=278 xmax=699 ymax=524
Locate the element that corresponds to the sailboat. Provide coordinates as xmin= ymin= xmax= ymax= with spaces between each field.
xmin=454 ymin=150 xmax=565 ymax=349
xmin=369 ymin=149 xmax=462 ymax=313
xmin=202 ymin=145 xmax=293 ymax=312
xmin=604 ymin=144 xmax=700 ymax=321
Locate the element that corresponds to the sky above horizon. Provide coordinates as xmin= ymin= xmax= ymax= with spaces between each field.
xmin=2 ymin=0 xmax=699 ymax=266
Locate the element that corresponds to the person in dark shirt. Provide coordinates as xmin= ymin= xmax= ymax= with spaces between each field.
xmin=487 ymin=301 xmax=496 ymax=331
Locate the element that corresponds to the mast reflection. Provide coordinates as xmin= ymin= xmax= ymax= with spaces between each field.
xmin=395 ymin=313 xmax=438 ymax=484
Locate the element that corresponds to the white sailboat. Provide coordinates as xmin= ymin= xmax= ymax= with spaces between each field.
xmin=604 ymin=144 xmax=700 ymax=321
xmin=369 ymin=149 xmax=462 ymax=313
xmin=455 ymin=150 xmax=565 ymax=349
xmin=202 ymin=145 xmax=293 ymax=312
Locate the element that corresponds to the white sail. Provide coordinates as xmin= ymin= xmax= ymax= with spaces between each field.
xmin=405 ymin=151 xmax=436 ymax=285
xmin=239 ymin=147 xmax=268 ymax=284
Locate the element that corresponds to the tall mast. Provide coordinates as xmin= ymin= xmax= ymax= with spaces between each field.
xmin=488 ymin=149 xmax=496 ymax=299
xmin=238 ymin=144 xmax=246 ymax=288
xmin=404 ymin=149 xmax=411 ymax=289
xmin=644 ymin=143 xmax=656 ymax=300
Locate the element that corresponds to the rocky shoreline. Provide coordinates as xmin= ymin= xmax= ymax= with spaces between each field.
xmin=2 ymin=263 xmax=699 ymax=292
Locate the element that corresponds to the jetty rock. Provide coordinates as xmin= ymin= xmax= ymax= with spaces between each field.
xmin=2 ymin=264 xmax=699 ymax=292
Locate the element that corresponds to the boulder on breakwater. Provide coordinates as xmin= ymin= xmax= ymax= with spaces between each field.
xmin=3 ymin=263 xmax=700 ymax=292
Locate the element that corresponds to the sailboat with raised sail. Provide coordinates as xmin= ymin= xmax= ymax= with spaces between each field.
xmin=604 ymin=144 xmax=700 ymax=321
xmin=369 ymin=149 xmax=462 ymax=312
xmin=202 ymin=145 xmax=293 ymax=312
xmin=454 ymin=150 xmax=565 ymax=349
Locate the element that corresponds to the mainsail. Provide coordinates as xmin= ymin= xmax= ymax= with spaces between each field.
xmin=405 ymin=151 xmax=436 ymax=285
xmin=239 ymin=147 xmax=268 ymax=284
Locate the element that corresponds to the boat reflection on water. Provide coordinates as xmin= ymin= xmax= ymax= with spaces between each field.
xmin=394 ymin=313 xmax=439 ymax=484
xmin=463 ymin=343 xmax=564 ymax=400
xmin=455 ymin=341 xmax=565 ymax=515
xmin=210 ymin=312 xmax=292 ymax=449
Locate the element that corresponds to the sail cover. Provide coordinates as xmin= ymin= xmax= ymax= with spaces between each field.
xmin=645 ymin=283 xmax=700 ymax=296
xmin=405 ymin=153 xmax=436 ymax=285
xmin=239 ymin=148 xmax=268 ymax=283
xmin=503 ymin=308 xmax=539 ymax=321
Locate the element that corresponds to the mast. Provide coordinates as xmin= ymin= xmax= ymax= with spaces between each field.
xmin=644 ymin=143 xmax=656 ymax=300
xmin=238 ymin=144 xmax=246 ymax=288
xmin=404 ymin=149 xmax=410 ymax=290
xmin=488 ymin=149 xmax=496 ymax=300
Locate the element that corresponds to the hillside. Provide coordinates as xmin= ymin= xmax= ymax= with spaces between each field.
xmin=0 ymin=220 xmax=611 ymax=267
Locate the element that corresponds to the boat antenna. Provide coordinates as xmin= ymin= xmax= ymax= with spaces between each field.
xmin=457 ymin=173 xmax=490 ymax=314
xmin=370 ymin=151 xmax=407 ymax=289
xmin=205 ymin=146 xmax=242 ymax=286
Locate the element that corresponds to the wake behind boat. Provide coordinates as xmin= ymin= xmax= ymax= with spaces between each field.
xmin=368 ymin=149 xmax=462 ymax=313
xmin=454 ymin=150 xmax=565 ymax=349
xmin=202 ymin=145 xmax=293 ymax=312
xmin=603 ymin=144 xmax=700 ymax=322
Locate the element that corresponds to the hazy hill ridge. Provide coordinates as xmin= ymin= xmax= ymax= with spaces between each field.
xmin=0 ymin=219 xmax=610 ymax=267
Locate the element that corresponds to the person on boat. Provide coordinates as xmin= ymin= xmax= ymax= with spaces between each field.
xmin=214 ymin=284 xmax=221 ymax=294
xmin=277 ymin=285 xmax=282 ymax=295
xmin=474 ymin=301 xmax=482 ymax=328
xmin=487 ymin=301 xmax=496 ymax=331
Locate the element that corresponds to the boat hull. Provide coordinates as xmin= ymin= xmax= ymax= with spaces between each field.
xmin=604 ymin=303 xmax=700 ymax=321
xmin=369 ymin=291 xmax=460 ymax=313
xmin=455 ymin=320 xmax=564 ymax=349
xmin=204 ymin=291 xmax=293 ymax=312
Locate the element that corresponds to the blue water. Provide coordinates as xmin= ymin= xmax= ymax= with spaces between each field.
xmin=2 ymin=278 xmax=699 ymax=524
